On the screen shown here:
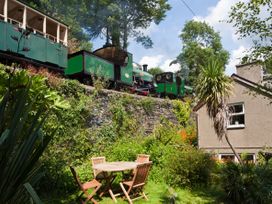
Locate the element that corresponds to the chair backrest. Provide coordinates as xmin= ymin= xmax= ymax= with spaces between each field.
xmin=132 ymin=161 xmax=152 ymax=187
xmin=91 ymin=156 xmax=106 ymax=177
xmin=70 ymin=166 xmax=83 ymax=189
xmin=136 ymin=154 xmax=150 ymax=163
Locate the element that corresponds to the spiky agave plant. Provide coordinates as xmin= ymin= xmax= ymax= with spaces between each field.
xmin=196 ymin=60 xmax=243 ymax=164
xmin=0 ymin=68 xmax=68 ymax=203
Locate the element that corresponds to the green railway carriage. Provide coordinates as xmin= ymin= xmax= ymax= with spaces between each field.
xmin=65 ymin=50 xmax=115 ymax=82
xmin=155 ymin=72 xmax=192 ymax=98
xmin=0 ymin=0 xmax=68 ymax=69
xmin=66 ymin=46 xmax=134 ymax=86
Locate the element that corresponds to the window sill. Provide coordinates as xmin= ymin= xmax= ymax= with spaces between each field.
xmin=227 ymin=125 xmax=245 ymax=130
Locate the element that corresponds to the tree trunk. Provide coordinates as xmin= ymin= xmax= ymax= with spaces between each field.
xmin=122 ymin=23 xmax=128 ymax=50
xmin=224 ymin=133 xmax=243 ymax=164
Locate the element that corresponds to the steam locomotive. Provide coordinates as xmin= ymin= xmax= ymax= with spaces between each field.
xmin=0 ymin=0 xmax=192 ymax=97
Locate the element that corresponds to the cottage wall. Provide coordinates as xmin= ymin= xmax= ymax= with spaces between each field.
xmin=197 ymin=81 xmax=272 ymax=156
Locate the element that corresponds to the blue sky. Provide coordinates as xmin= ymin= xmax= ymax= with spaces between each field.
xmin=93 ymin=0 xmax=251 ymax=75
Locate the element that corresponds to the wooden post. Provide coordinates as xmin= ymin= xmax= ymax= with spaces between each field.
xmin=64 ymin=27 xmax=68 ymax=46
xmin=57 ymin=23 xmax=60 ymax=43
xmin=43 ymin=17 xmax=46 ymax=37
xmin=22 ymin=7 xmax=27 ymax=29
xmin=4 ymin=0 xmax=8 ymax=22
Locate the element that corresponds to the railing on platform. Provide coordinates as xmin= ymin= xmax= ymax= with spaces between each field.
xmin=8 ymin=18 xmax=22 ymax=27
xmin=0 ymin=14 xmax=4 ymax=21
xmin=3 ymin=17 xmax=67 ymax=46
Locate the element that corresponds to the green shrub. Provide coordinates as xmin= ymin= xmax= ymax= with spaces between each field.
xmin=165 ymin=146 xmax=216 ymax=188
xmin=139 ymin=97 xmax=155 ymax=115
xmin=173 ymin=100 xmax=191 ymax=127
xmin=103 ymin=136 xmax=145 ymax=162
xmin=41 ymin=93 xmax=95 ymax=193
xmin=221 ymin=162 xmax=272 ymax=204
xmin=110 ymin=99 xmax=139 ymax=138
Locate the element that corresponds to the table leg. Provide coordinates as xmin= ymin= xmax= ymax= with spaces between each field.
xmin=99 ymin=172 xmax=117 ymax=199
xmin=109 ymin=189 xmax=117 ymax=203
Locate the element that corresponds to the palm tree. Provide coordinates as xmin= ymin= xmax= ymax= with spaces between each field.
xmin=196 ymin=60 xmax=243 ymax=164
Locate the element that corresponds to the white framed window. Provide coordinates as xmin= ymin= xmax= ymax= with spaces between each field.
xmin=219 ymin=154 xmax=235 ymax=162
xmin=219 ymin=153 xmax=256 ymax=163
xmin=228 ymin=102 xmax=245 ymax=129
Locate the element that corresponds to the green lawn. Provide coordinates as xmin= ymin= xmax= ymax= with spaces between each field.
xmin=99 ymin=182 xmax=220 ymax=204
xmin=45 ymin=182 xmax=221 ymax=204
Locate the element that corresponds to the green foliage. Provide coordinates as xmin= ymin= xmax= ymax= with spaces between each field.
xmin=0 ymin=67 xmax=66 ymax=203
xmin=101 ymin=117 xmax=214 ymax=188
xmin=110 ymin=98 xmax=139 ymax=137
xmin=41 ymin=91 xmax=95 ymax=192
xmin=174 ymin=20 xmax=229 ymax=85
xmin=56 ymin=79 xmax=85 ymax=98
xmin=104 ymin=136 xmax=145 ymax=162
xmin=196 ymin=60 xmax=232 ymax=119
xmin=165 ymin=146 xmax=215 ymax=188
xmin=173 ymin=100 xmax=191 ymax=127
xmin=151 ymin=118 xmax=181 ymax=146
xmin=220 ymin=162 xmax=272 ymax=204
xmin=139 ymin=97 xmax=155 ymax=115
xmin=228 ymin=0 xmax=271 ymax=62
xmin=148 ymin=67 xmax=163 ymax=76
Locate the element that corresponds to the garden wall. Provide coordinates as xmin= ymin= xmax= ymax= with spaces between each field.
xmin=83 ymin=85 xmax=179 ymax=135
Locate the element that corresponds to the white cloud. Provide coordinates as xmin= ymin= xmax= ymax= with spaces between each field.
xmin=139 ymin=55 xmax=164 ymax=68
xmin=139 ymin=55 xmax=180 ymax=72
xmin=161 ymin=59 xmax=180 ymax=72
xmin=225 ymin=45 xmax=248 ymax=76
xmin=194 ymin=0 xmax=239 ymax=41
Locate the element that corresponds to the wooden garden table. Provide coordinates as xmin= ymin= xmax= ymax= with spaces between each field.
xmin=93 ymin=161 xmax=139 ymax=202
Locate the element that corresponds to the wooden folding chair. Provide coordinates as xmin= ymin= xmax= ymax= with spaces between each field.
xmin=136 ymin=154 xmax=150 ymax=163
xmin=70 ymin=166 xmax=101 ymax=204
xmin=120 ymin=162 xmax=152 ymax=204
xmin=91 ymin=157 xmax=106 ymax=179
xmin=122 ymin=154 xmax=150 ymax=181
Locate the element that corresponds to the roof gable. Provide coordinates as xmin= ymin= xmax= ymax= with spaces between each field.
xmin=193 ymin=74 xmax=272 ymax=112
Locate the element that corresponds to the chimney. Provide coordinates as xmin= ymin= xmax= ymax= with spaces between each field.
xmin=143 ymin=64 xmax=148 ymax=72
xmin=236 ymin=62 xmax=263 ymax=84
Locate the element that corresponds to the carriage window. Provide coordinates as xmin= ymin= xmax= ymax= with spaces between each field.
xmin=228 ymin=103 xmax=245 ymax=129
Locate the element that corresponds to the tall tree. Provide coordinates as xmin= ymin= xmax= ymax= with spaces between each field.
xmin=196 ymin=60 xmax=243 ymax=164
xmin=83 ymin=0 xmax=171 ymax=50
xmin=148 ymin=67 xmax=163 ymax=76
xmin=173 ymin=20 xmax=229 ymax=85
xmin=228 ymin=0 xmax=271 ymax=66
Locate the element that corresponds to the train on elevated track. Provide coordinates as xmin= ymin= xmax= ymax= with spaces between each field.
xmin=0 ymin=0 xmax=192 ymax=98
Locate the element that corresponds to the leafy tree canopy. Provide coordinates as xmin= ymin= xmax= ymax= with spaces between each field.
xmin=228 ymin=0 xmax=272 ymax=72
xmin=173 ymin=20 xmax=229 ymax=86
xmin=82 ymin=0 xmax=171 ymax=50
xmin=148 ymin=67 xmax=163 ymax=76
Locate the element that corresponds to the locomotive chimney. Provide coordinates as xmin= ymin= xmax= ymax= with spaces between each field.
xmin=143 ymin=64 xmax=148 ymax=72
